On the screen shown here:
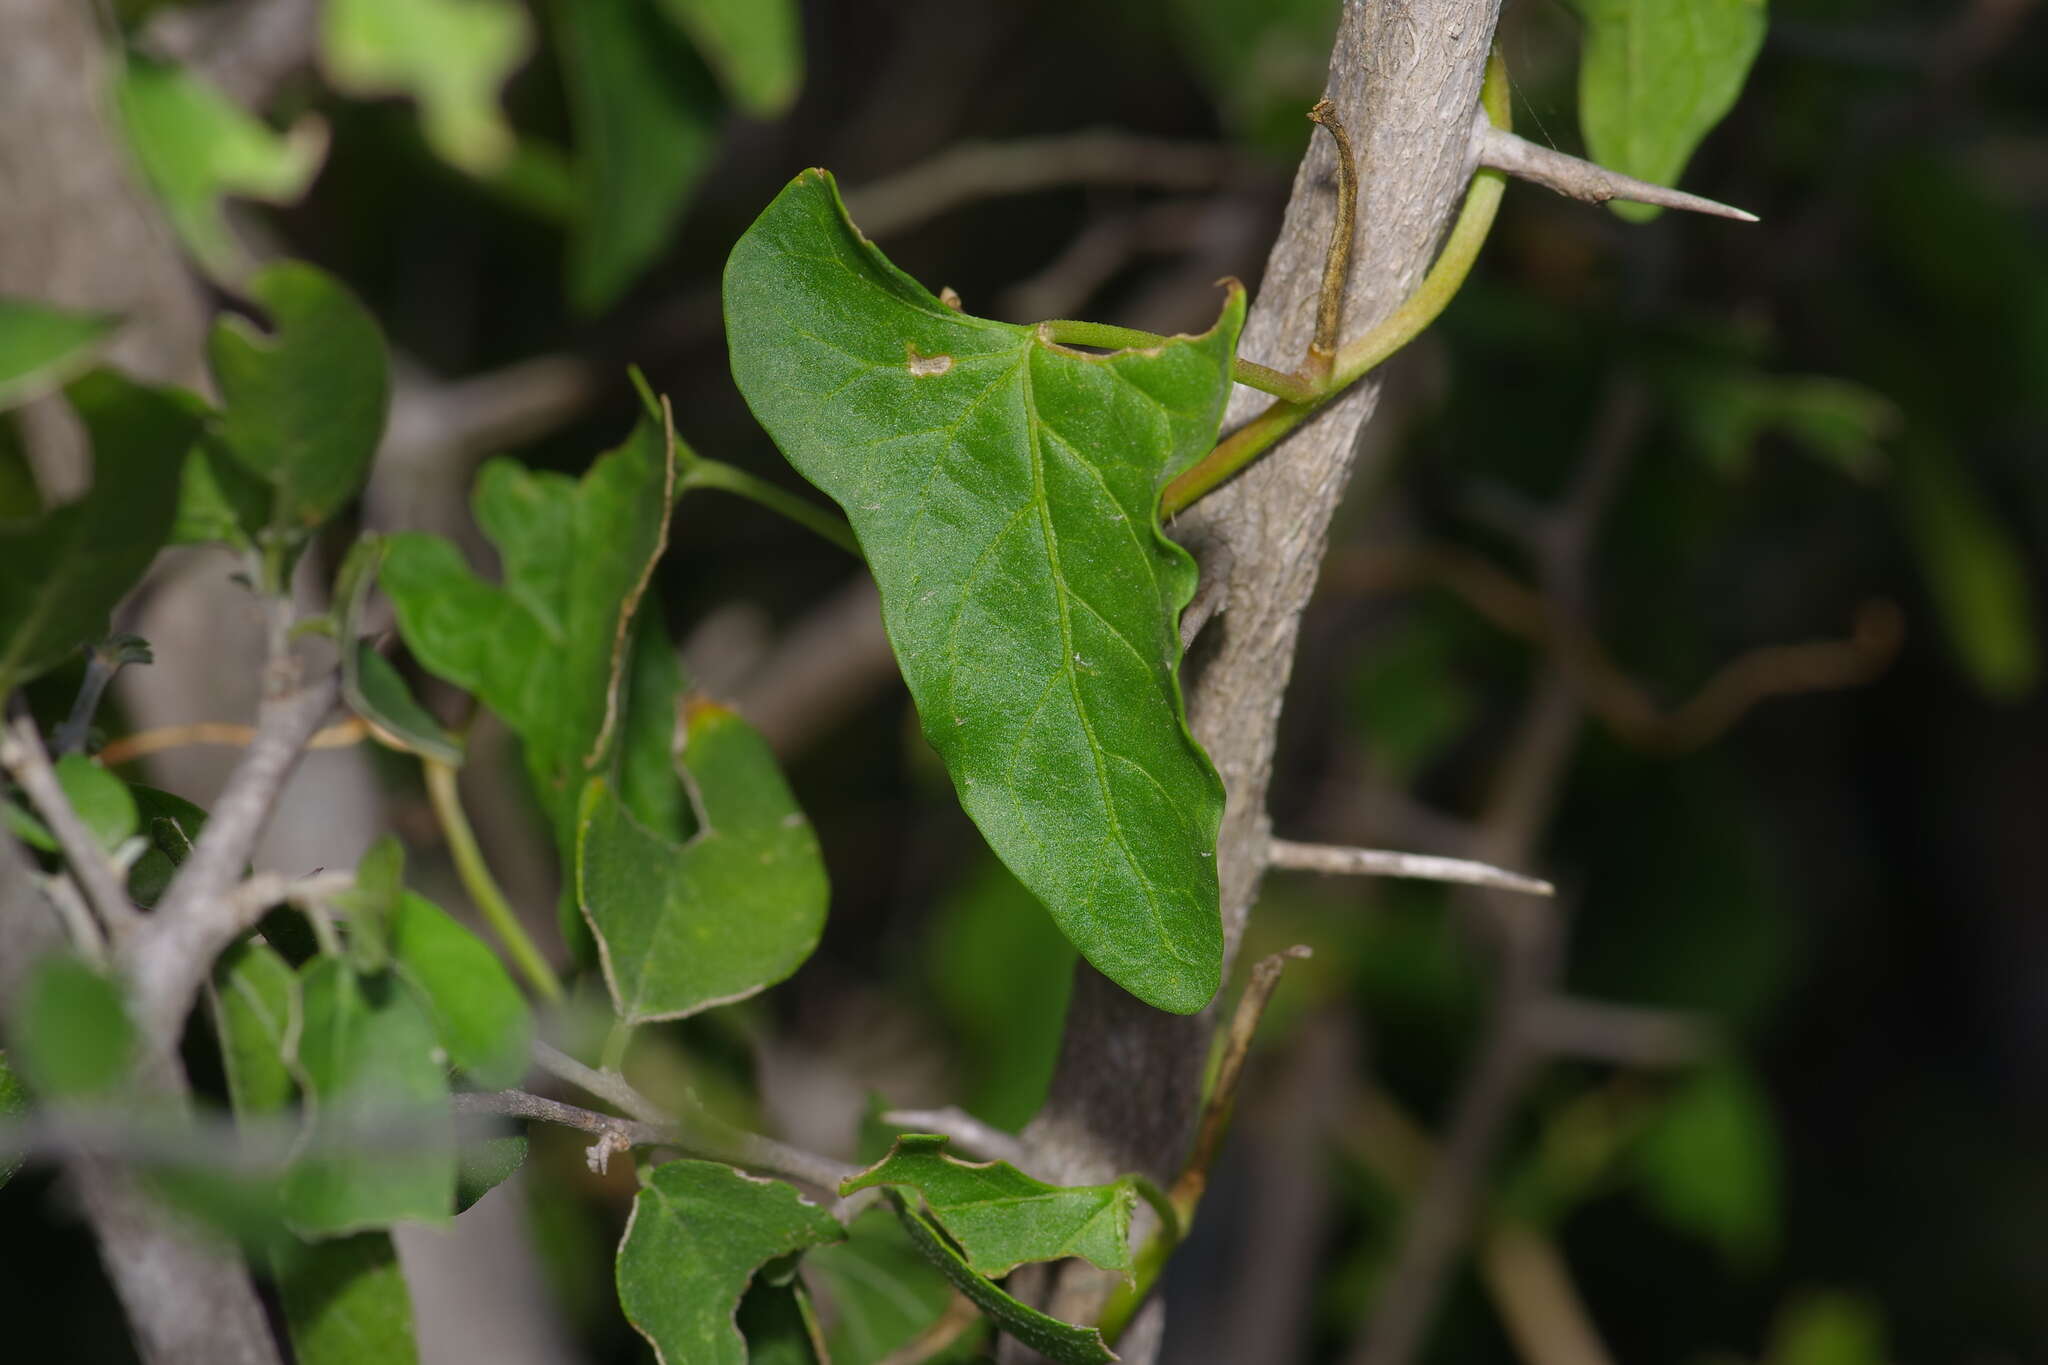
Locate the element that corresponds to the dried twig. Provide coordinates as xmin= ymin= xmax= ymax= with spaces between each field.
xmin=97 ymin=716 xmax=366 ymax=767
xmin=1267 ymin=836 xmax=1553 ymax=897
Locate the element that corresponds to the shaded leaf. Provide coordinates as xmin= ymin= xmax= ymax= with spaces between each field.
xmin=171 ymin=439 xmax=269 ymax=550
xmin=208 ymin=262 xmax=391 ymax=551
xmin=127 ymin=784 xmax=208 ymax=909
xmin=576 ymin=701 xmax=825 ymax=1024
xmin=322 ymin=0 xmax=532 ymax=174
xmin=738 ymin=1278 xmax=829 ymax=1364
xmin=334 ymin=536 xmax=463 ymax=765
xmin=654 ymin=0 xmax=803 ymax=118
xmin=284 ymin=960 xmax=454 ymax=1235
xmin=727 ymin=169 xmax=1240 ymax=1014
xmin=616 ymin=1160 xmax=844 ymax=1365
xmin=842 ymin=1134 xmax=1135 ymax=1281
xmin=211 ymin=937 xmax=303 ymax=1116
xmin=455 ymin=1133 xmax=528 ymax=1212
xmin=275 ymin=1232 xmax=420 ymax=1365
xmin=1767 ymin=1290 xmax=1888 ymax=1365
xmin=6 ymin=953 xmax=135 ymax=1097
xmin=0 ymin=372 xmax=201 ymax=697
xmin=878 ymin=1190 xmax=1113 ymax=1365
xmin=0 ymin=299 xmax=118 ymax=410
xmin=1895 ymin=434 xmax=2041 ymax=698
xmin=806 ymin=1207 xmax=960 ymax=1364
xmin=391 ymin=891 xmax=534 ymax=1089
xmin=113 ymin=56 xmax=328 ymax=279
xmin=336 ymin=835 xmax=404 ymax=973
xmin=1167 ymin=0 xmax=1340 ymax=157
xmin=51 ymin=754 xmax=137 ymax=853
xmin=1567 ymin=0 xmax=1766 ymax=221
xmin=0 ymin=1051 xmax=27 ymax=1190
xmin=1633 ymin=1060 xmax=1780 ymax=1266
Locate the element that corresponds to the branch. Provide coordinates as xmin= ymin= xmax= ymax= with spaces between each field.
xmin=3 ymin=713 xmax=138 ymax=944
xmin=1267 ymin=836 xmax=1554 ymax=897
xmin=1470 ymin=117 xmax=1758 ymax=223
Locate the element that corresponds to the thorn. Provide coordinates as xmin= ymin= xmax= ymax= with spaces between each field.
xmin=1471 ymin=118 xmax=1759 ymax=224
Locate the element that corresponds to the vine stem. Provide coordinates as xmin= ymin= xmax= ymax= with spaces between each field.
xmin=680 ymin=457 xmax=862 ymax=557
xmin=422 ymin=755 xmax=563 ymax=1003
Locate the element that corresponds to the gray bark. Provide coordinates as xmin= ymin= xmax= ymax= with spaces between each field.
xmin=1015 ymin=0 xmax=1503 ymax=1354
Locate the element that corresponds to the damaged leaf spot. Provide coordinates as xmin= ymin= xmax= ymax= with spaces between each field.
xmin=906 ymin=342 xmax=954 ymax=377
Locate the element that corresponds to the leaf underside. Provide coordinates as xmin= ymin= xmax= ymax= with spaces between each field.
xmin=725 ymin=169 xmax=1240 ymax=1014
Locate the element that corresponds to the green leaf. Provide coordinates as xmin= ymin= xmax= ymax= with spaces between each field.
xmin=455 ymin=1133 xmax=528 ymax=1212
xmin=390 ymin=891 xmax=534 ymax=1089
xmin=334 ymin=536 xmax=464 ymax=765
xmin=842 ymin=1134 xmax=1136 ymax=1281
xmin=208 ymin=262 xmax=391 ymax=549
xmin=726 ymin=169 xmax=1240 ymax=1014
xmin=322 ymin=0 xmax=532 ymax=175
xmin=1767 ymin=1290 xmax=1887 ymax=1365
xmin=211 ymin=937 xmax=303 ymax=1116
xmin=654 ymin=0 xmax=803 ymax=118
xmin=1633 ymin=1060 xmax=1780 ymax=1266
xmin=576 ymin=701 xmax=826 ymax=1024
xmin=50 ymin=754 xmax=138 ymax=853
xmin=1895 ymin=434 xmax=2041 ymax=699
xmin=113 ymin=56 xmax=328 ymax=279
xmin=1566 ymin=0 xmax=1766 ymax=221
xmin=615 ymin=1160 xmax=845 ymax=1365
xmin=6 ymin=953 xmax=136 ymax=1097
xmin=336 ymin=835 xmax=404 ymax=973
xmin=0 ymin=299 xmax=118 ymax=410
xmin=554 ymin=0 xmax=723 ymax=312
xmin=275 ymin=1233 xmax=421 ymax=1365
xmin=879 ymin=1190 xmax=1114 ymax=1365
xmin=0 ymin=372 xmax=202 ymax=697
xmin=383 ymin=415 xmax=678 ymax=890
xmin=170 ymin=439 xmax=269 ymax=550
xmin=0 ymin=1051 xmax=28 ymax=1190
xmin=284 ymin=959 xmax=455 ymax=1235
xmin=127 ymin=784 xmax=208 ymax=909
xmin=806 ymin=1207 xmax=961 ymax=1364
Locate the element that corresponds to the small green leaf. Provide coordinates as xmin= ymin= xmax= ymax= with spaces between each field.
xmin=555 ymin=0 xmax=722 ymax=312
xmin=50 ymin=754 xmax=138 ymax=853
xmin=322 ymin=0 xmax=532 ymax=174
xmin=615 ymin=1160 xmax=845 ymax=1365
xmin=842 ymin=1134 xmax=1136 ymax=1281
xmin=390 ymin=891 xmax=533 ymax=1089
xmin=654 ymin=0 xmax=803 ymax=118
xmin=208 ymin=263 xmax=391 ymax=547
xmin=284 ymin=959 xmax=455 ymax=1235
xmin=0 ymin=372 xmax=202 ymax=697
xmin=1896 ymin=434 xmax=2041 ymax=699
xmin=334 ymin=535 xmax=464 ymax=765
xmin=1567 ymin=0 xmax=1766 ymax=221
xmin=6 ymin=953 xmax=136 ymax=1097
xmin=383 ymin=415 xmax=679 ymax=910
xmin=455 ymin=1133 xmax=528 ymax=1212
xmin=127 ymin=784 xmax=208 ymax=909
xmin=1633 ymin=1060 xmax=1780 ymax=1266
xmin=879 ymin=1190 xmax=1114 ymax=1365
xmin=113 ymin=56 xmax=328 ymax=279
xmin=576 ymin=701 xmax=826 ymax=1024
xmin=0 ymin=1051 xmax=28 ymax=1190
xmin=0 ymin=299 xmax=118 ymax=410
xmin=727 ymin=170 xmax=1240 ymax=1014
xmin=211 ymin=937 xmax=303 ymax=1116
xmin=275 ymin=1232 xmax=421 ymax=1365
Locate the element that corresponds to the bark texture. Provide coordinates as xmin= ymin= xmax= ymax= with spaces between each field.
xmin=1016 ymin=0 xmax=1503 ymax=1354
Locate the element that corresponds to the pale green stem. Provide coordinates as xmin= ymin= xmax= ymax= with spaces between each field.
xmin=1039 ymin=319 xmax=1322 ymax=404
xmin=423 ymin=756 xmax=564 ymax=1003
xmin=680 ymin=459 xmax=862 ymax=558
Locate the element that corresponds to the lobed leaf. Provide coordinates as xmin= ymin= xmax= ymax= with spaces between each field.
xmin=576 ymin=701 xmax=827 ymax=1024
xmin=321 ymin=0 xmax=532 ymax=175
xmin=726 ymin=169 xmax=1240 ymax=1013
xmin=1566 ymin=0 xmax=1766 ymax=222
xmin=0 ymin=299 xmax=117 ymax=410
xmin=842 ymin=1134 xmax=1136 ymax=1280
xmin=0 ymin=372 xmax=201 ymax=697
xmin=615 ymin=1160 xmax=845 ymax=1365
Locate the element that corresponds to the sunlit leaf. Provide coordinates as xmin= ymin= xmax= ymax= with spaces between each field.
xmin=322 ymin=0 xmax=532 ymax=174
xmin=842 ymin=1134 xmax=1136 ymax=1280
xmin=576 ymin=701 xmax=826 ymax=1024
xmin=0 ymin=299 xmax=117 ymax=410
xmin=615 ymin=1160 xmax=844 ymax=1365
xmin=283 ymin=959 xmax=454 ymax=1235
xmin=6 ymin=953 xmax=135 ymax=1098
xmin=113 ymin=56 xmax=328 ymax=279
xmin=391 ymin=891 xmax=533 ymax=1089
xmin=554 ymin=0 xmax=722 ymax=312
xmin=727 ymin=169 xmax=1241 ymax=1014
xmin=0 ymin=372 xmax=201 ymax=697
xmin=654 ymin=0 xmax=803 ymax=118
xmin=1566 ymin=0 xmax=1766 ymax=221
xmin=275 ymin=1233 xmax=421 ymax=1365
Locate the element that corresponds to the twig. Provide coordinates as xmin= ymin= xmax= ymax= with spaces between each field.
xmin=453 ymin=1090 xmax=676 ymax=1174
xmin=1470 ymin=118 xmax=1758 ymax=222
xmin=1305 ymin=99 xmax=1359 ymax=381
xmin=423 ymin=756 xmax=563 ymax=1002
xmin=878 ymin=1108 xmax=1031 ymax=1166
xmin=1267 ymin=836 xmax=1553 ymax=897
xmin=842 ymin=132 xmax=1254 ymax=238
xmin=2 ymin=714 xmax=138 ymax=941
xmin=38 ymin=874 xmax=108 ymax=965
xmin=97 ymin=716 xmax=366 ymax=767
xmin=1172 ymin=946 xmax=1311 ymax=1223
